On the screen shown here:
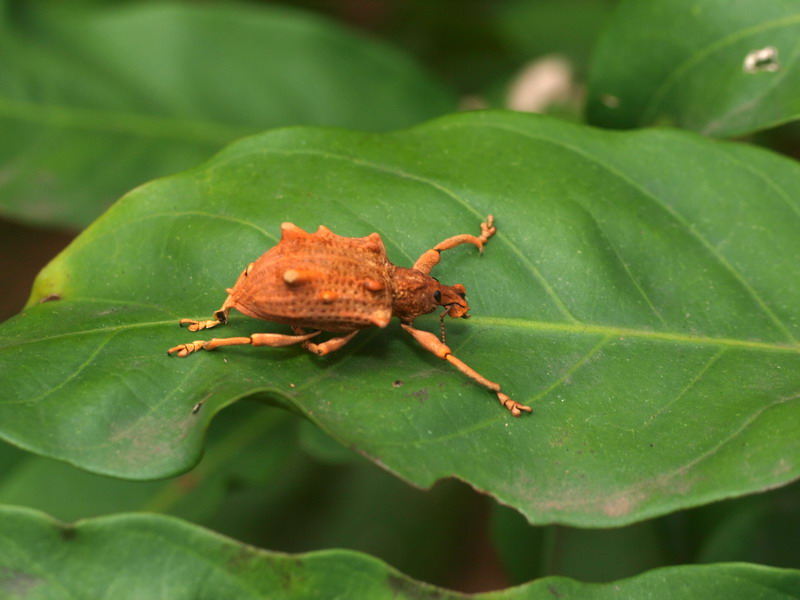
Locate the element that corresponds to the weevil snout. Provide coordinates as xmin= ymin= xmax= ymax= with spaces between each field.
xmin=437 ymin=283 xmax=469 ymax=318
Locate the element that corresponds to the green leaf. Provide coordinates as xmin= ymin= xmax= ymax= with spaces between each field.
xmin=1 ymin=505 xmax=799 ymax=599
xmin=0 ymin=1 xmax=454 ymax=227
xmin=2 ymin=111 xmax=800 ymax=527
xmin=0 ymin=402 xmax=300 ymax=523
xmin=586 ymin=0 xmax=800 ymax=137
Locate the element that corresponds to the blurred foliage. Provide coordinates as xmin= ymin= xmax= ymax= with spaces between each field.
xmin=0 ymin=0 xmax=798 ymax=596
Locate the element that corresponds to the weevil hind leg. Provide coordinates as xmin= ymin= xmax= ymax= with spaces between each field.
xmin=178 ymin=263 xmax=255 ymax=331
xmin=413 ymin=215 xmax=497 ymax=275
xmin=400 ymin=322 xmax=531 ymax=416
xmin=167 ymin=330 xmax=321 ymax=357
xmin=291 ymin=326 xmax=359 ymax=356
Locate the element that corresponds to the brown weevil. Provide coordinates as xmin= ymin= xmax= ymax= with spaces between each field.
xmin=168 ymin=215 xmax=531 ymax=416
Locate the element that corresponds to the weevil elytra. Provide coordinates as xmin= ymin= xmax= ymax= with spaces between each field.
xmin=168 ymin=216 xmax=531 ymax=416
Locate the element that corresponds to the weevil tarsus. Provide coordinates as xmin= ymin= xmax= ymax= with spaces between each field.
xmin=180 ymin=301 xmax=233 ymax=332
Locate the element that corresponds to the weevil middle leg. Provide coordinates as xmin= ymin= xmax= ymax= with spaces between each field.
xmin=167 ymin=330 xmax=321 ymax=358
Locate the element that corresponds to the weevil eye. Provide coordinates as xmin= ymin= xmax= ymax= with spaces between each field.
xmin=458 ymin=292 xmax=466 ymax=299
xmin=433 ymin=290 xmax=442 ymax=303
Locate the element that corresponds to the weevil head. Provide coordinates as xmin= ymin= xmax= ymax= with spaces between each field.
xmin=391 ymin=268 xmax=470 ymax=322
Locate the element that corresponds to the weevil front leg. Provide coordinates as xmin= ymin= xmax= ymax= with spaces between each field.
xmin=400 ymin=323 xmax=531 ymax=416
xmin=413 ymin=215 xmax=497 ymax=275
xmin=178 ymin=263 xmax=254 ymax=331
xmin=167 ymin=330 xmax=321 ymax=358
xmin=291 ymin=326 xmax=359 ymax=356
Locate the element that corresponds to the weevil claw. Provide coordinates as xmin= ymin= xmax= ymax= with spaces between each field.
xmin=179 ymin=318 xmax=220 ymax=332
xmin=498 ymin=392 xmax=532 ymax=417
xmin=167 ymin=342 xmax=204 ymax=357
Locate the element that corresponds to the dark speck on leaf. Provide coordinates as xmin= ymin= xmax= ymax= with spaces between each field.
xmin=406 ymin=388 xmax=429 ymax=404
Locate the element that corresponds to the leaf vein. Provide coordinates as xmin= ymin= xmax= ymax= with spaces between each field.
xmin=644 ymin=346 xmax=727 ymax=425
xmin=463 ymin=121 xmax=798 ymax=343
xmin=535 ymin=335 xmax=612 ymax=406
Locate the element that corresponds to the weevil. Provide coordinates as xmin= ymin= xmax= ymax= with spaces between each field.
xmin=167 ymin=215 xmax=532 ymax=416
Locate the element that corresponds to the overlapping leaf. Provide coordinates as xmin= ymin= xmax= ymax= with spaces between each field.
xmin=0 ymin=404 xmax=480 ymax=585
xmin=1 ymin=111 xmax=799 ymax=526
xmin=587 ymin=0 xmax=800 ymax=137
xmin=0 ymin=1 xmax=453 ymax=226
xmin=1 ymin=506 xmax=799 ymax=599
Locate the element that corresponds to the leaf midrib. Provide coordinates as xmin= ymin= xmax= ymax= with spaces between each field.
xmin=477 ymin=316 xmax=800 ymax=353
xmin=2 ymin=311 xmax=798 ymax=355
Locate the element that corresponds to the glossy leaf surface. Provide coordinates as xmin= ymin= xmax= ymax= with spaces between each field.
xmin=1 ymin=112 xmax=799 ymax=526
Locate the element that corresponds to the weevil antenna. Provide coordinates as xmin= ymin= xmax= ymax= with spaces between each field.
xmin=439 ymin=309 xmax=448 ymax=344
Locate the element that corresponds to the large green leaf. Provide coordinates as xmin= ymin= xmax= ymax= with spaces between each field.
xmin=586 ymin=0 xmax=800 ymax=137
xmin=1 ymin=111 xmax=799 ymax=527
xmin=1 ymin=506 xmax=799 ymax=599
xmin=0 ymin=1 xmax=454 ymax=227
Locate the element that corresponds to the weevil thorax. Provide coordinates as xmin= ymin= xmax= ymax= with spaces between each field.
xmin=390 ymin=267 xmax=469 ymax=323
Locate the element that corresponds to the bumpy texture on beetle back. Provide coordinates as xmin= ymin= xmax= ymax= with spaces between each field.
xmin=229 ymin=223 xmax=395 ymax=332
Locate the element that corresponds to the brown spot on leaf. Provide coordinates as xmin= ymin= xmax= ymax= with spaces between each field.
xmin=0 ymin=568 xmax=43 ymax=597
xmin=603 ymin=494 xmax=634 ymax=518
